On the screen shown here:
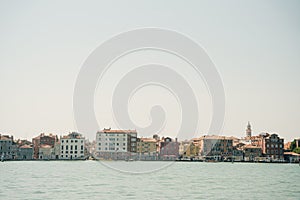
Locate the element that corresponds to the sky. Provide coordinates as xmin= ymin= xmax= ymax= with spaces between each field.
xmin=0 ymin=0 xmax=300 ymax=141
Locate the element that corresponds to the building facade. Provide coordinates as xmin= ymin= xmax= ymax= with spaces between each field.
xmin=32 ymin=133 xmax=57 ymax=159
xmin=137 ymin=137 xmax=158 ymax=159
xmin=60 ymin=132 xmax=86 ymax=160
xmin=159 ymin=137 xmax=179 ymax=160
xmin=0 ymin=134 xmax=13 ymax=160
xmin=199 ymin=135 xmax=233 ymax=161
xmin=17 ymin=145 xmax=34 ymax=160
xmin=243 ymin=145 xmax=262 ymax=161
xmin=262 ymin=133 xmax=284 ymax=160
xmin=95 ymin=128 xmax=137 ymax=160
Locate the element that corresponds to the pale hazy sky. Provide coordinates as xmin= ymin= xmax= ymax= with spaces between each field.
xmin=0 ymin=0 xmax=299 ymax=141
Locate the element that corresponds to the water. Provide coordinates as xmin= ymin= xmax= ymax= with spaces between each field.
xmin=1 ymin=161 xmax=299 ymax=200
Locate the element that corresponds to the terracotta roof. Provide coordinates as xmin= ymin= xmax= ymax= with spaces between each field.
xmin=20 ymin=145 xmax=32 ymax=149
xmin=40 ymin=144 xmax=52 ymax=149
xmin=0 ymin=136 xmax=12 ymax=141
xmin=33 ymin=133 xmax=56 ymax=140
xmin=139 ymin=138 xmax=157 ymax=142
xmin=200 ymin=135 xmax=233 ymax=140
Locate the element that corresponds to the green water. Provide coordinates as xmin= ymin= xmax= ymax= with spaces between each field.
xmin=1 ymin=161 xmax=299 ymax=199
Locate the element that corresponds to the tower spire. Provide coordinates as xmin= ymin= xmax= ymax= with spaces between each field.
xmin=246 ymin=121 xmax=252 ymax=138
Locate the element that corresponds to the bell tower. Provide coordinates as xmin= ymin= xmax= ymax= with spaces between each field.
xmin=246 ymin=121 xmax=252 ymax=138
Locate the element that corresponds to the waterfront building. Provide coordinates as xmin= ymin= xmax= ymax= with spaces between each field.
xmin=232 ymin=146 xmax=244 ymax=161
xmin=243 ymin=145 xmax=262 ymax=161
xmin=198 ymin=135 xmax=233 ymax=161
xmin=159 ymin=137 xmax=179 ymax=160
xmin=183 ymin=138 xmax=200 ymax=159
xmin=95 ymin=128 xmax=137 ymax=160
xmin=60 ymin=132 xmax=86 ymax=160
xmin=283 ymin=152 xmax=300 ymax=163
xmin=262 ymin=133 xmax=284 ymax=160
xmin=32 ymin=133 xmax=57 ymax=159
xmin=0 ymin=134 xmax=13 ymax=160
xmin=39 ymin=144 xmax=54 ymax=160
xmin=137 ymin=137 xmax=158 ymax=160
xmin=179 ymin=140 xmax=190 ymax=158
xmin=18 ymin=145 xmax=34 ymax=160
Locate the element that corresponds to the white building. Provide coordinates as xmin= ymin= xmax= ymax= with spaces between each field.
xmin=60 ymin=132 xmax=85 ymax=160
xmin=95 ymin=128 xmax=137 ymax=160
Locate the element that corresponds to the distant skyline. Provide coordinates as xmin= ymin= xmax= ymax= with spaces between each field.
xmin=0 ymin=1 xmax=300 ymax=141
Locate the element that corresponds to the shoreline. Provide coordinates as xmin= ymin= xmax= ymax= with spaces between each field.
xmin=2 ymin=159 xmax=299 ymax=164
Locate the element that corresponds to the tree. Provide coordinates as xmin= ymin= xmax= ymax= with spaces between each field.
xmin=293 ymin=147 xmax=300 ymax=154
xmin=290 ymin=140 xmax=296 ymax=151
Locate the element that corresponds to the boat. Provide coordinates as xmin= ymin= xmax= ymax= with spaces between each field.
xmin=1 ymin=153 xmax=4 ymax=162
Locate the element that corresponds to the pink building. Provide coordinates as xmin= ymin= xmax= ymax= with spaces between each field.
xmin=159 ymin=137 xmax=179 ymax=160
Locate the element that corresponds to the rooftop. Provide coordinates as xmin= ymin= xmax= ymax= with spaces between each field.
xmin=200 ymin=135 xmax=233 ymax=140
xmin=0 ymin=135 xmax=12 ymax=141
xmin=62 ymin=132 xmax=84 ymax=139
xmin=19 ymin=145 xmax=32 ymax=149
xmin=138 ymin=138 xmax=157 ymax=142
xmin=98 ymin=128 xmax=137 ymax=134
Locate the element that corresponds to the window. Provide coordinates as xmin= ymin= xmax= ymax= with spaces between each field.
xmin=75 ymin=146 xmax=77 ymax=150
xmin=71 ymin=140 xmax=73 ymax=143
xmin=75 ymin=140 xmax=78 ymax=143
xmin=66 ymin=140 xmax=68 ymax=143
xmin=81 ymin=145 xmax=83 ymax=150
xmin=71 ymin=146 xmax=73 ymax=150
xmin=66 ymin=145 xmax=69 ymax=150
xmin=61 ymin=145 xmax=64 ymax=150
